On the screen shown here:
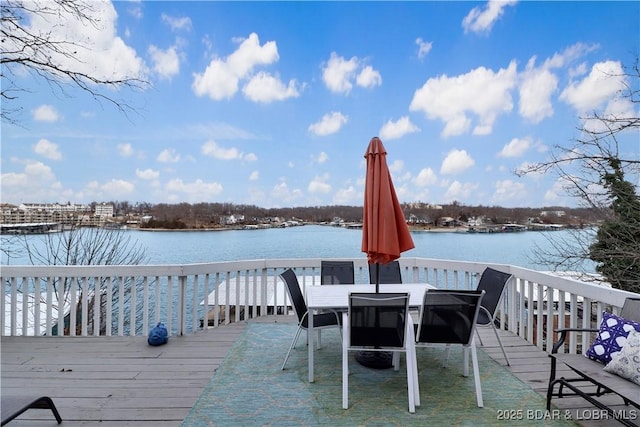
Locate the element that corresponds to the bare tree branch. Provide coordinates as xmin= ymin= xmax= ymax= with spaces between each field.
xmin=1 ymin=0 xmax=150 ymax=124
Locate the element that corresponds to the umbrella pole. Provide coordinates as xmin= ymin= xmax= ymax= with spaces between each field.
xmin=375 ymin=262 xmax=380 ymax=293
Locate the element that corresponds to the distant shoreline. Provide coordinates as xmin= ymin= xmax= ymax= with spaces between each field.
xmin=132 ymin=223 xmax=472 ymax=233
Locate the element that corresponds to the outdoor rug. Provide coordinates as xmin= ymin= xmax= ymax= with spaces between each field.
xmin=183 ymin=323 xmax=578 ymax=426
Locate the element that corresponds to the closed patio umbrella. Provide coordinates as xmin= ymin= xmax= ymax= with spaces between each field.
xmin=362 ymin=136 xmax=415 ymax=293
xmin=358 ymin=136 xmax=415 ymax=369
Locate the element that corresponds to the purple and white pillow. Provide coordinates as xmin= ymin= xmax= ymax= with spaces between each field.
xmin=585 ymin=311 xmax=640 ymax=365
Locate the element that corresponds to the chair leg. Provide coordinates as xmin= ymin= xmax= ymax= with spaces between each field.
xmin=490 ymin=322 xmax=510 ymax=366
xmin=392 ymin=352 xmax=400 ymax=371
xmin=475 ymin=328 xmax=484 ymax=346
xmin=462 ymin=346 xmax=469 ymax=377
xmin=405 ymin=349 xmax=416 ymax=413
xmin=281 ymin=325 xmax=303 ymax=370
xmin=470 ymin=343 xmax=484 ymax=407
xmin=406 ymin=319 xmax=420 ymax=409
xmin=444 ymin=344 xmax=452 ymax=368
xmin=342 ymin=312 xmax=349 ymax=410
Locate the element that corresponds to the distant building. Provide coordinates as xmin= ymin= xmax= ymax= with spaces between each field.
xmin=0 ymin=202 xmax=110 ymax=227
xmin=95 ymin=203 xmax=114 ymax=218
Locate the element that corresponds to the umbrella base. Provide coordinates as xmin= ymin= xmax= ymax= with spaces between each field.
xmin=354 ymin=350 xmax=393 ymax=369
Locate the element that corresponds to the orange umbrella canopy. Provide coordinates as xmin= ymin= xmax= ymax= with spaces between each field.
xmin=361 ymin=137 xmax=415 ymax=265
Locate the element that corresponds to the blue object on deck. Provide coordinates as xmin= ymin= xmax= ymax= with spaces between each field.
xmin=148 ymin=322 xmax=168 ymax=346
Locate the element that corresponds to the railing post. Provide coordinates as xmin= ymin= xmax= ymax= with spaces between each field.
xmin=179 ymin=275 xmax=186 ymax=336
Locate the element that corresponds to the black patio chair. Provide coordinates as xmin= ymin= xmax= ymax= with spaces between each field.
xmin=369 ymin=260 xmax=402 ymax=285
xmin=414 ymin=289 xmax=486 ymax=407
xmin=475 ymin=267 xmax=513 ymax=365
xmin=321 ymin=260 xmax=355 ymax=285
xmin=1 ymin=396 xmax=62 ymax=425
xmin=280 ymin=268 xmax=342 ymax=370
xmin=342 ymin=292 xmax=419 ymax=413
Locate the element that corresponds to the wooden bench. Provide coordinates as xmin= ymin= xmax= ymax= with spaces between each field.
xmin=1 ymin=396 xmax=62 ymax=426
xmin=547 ymin=298 xmax=640 ymax=427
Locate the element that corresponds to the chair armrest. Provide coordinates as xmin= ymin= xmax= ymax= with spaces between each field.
xmin=551 ymin=328 xmax=598 ymax=354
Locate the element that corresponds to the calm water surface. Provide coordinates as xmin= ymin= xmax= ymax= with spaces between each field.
xmin=78 ymin=225 xmax=594 ymax=271
xmin=3 ymin=224 xmax=595 ymax=271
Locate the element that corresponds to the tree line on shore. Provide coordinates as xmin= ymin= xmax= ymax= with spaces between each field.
xmin=118 ymin=201 xmax=599 ymax=230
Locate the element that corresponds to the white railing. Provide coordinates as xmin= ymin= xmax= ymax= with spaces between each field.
xmin=2 ymin=257 xmax=638 ymax=354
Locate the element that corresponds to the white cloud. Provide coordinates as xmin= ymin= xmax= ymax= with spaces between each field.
xmin=444 ymin=181 xmax=479 ymax=203
xmin=32 ymin=105 xmax=59 ymax=122
xmin=201 ymin=141 xmax=243 ymax=160
xmin=100 ymin=179 xmax=135 ymax=197
xmin=242 ymin=71 xmax=301 ymax=103
xmin=192 ymin=32 xmax=279 ymax=101
xmin=356 ymin=65 xmax=382 ymax=89
xmin=543 ymin=42 xmax=598 ymax=70
xmin=462 ymin=0 xmax=517 ymax=34
xmin=389 ymin=159 xmax=404 ymax=175
xmin=413 ymin=168 xmax=438 ymax=187
xmin=249 ymin=170 xmax=259 ymax=181
xmin=18 ymin=1 xmax=148 ymax=83
xmin=308 ymin=112 xmax=348 ymax=136
xmin=33 ymin=139 xmax=62 ymax=160
xmin=321 ymin=53 xmax=381 ymax=94
xmin=317 ymin=152 xmax=329 ymax=164
xmin=560 ymin=60 xmax=625 ymax=112
xmin=333 ymin=185 xmax=359 ymax=204
xmin=498 ymin=137 xmax=531 ymax=158
xmin=161 ymin=14 xmax=192 ymax=32
xmin=441 ymin=149 xmax=475 ymax=175
xmin=308 ymin=174 xmax=332 ymax=193
xmin=271 ymin=181 xmax=303 ymax=203
xmin=0 ymin=161 xmax=65 ymax=202
xmin=149 ymin=45 xmax=181 ymax=80
xmin=165 ymin=178 xmax=223 ymax=201
xmin=410 ymin=61 xmax=517 ymax=137
xmin=118 ymin=143 xmax=134 ymax=157
xmin=244 ymin=152 xmax=258 ymax=162
xmin=379 ymin=116 xmax=420 ymax=140
xmin=157 ymin=148 xmax=181 ymax=163
xmin=322 ymin=52 xmax=359 ymax=94
xmin=79 ymin=179 xmax=135 ymax=200
xmin=135 ymin=168 xmax=159 ymax=180
xmin=518 ymin=59 xmax=558 ymax=123
xmin=492 ymin=179 xmax=526 ymax=204
xmin=416 ymin=38 xmax=433 ymax=59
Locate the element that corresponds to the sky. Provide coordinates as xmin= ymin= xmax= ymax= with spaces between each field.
xmin=1 ymin=1 xmax=639 ymax=209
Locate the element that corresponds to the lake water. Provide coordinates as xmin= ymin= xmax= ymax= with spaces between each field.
xmin=3 ymin=225 xmax=596 ymax=271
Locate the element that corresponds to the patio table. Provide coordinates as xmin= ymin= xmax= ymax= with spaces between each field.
xmin=306 ymin=283 xmax=433 ymax=382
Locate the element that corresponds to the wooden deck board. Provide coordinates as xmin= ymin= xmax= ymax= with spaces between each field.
xmin=1 ymin=321 xmax=246 ymax=427
xmin=2 ymin=316 xmax=635 ymax=426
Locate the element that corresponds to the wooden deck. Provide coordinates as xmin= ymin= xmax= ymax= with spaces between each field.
xmin=2 ymin=317 xmax=636 ymax=426
xmin=1 ymin=322 xmax=246 ymax=426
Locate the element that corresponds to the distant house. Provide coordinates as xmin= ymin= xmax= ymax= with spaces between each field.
xmin=540 ymin=210 xmax=566 ymax=217
xmin=467 ymin=216 xmax=485 ymax=227
xmin=438 ymin=216 xmax=456 ymax=227
xmin=221 ymin=214 xmax=245 ymax=225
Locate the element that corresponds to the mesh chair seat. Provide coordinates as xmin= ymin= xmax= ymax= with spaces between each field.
xmin=321 ymin=260 xmax=355 ymax=285
xmin=369 ymin=260 xmax=402 ymax=285
xmin=343 ymin=292 xmax=419 ymax=413
xmin=300 ymin=311 xmax=343 ymax=329
xmin=415 ymin=289 xmax=486 ymax=407
xmin=475 ymin=267 xmax=513 ymax=365
xmin=280 ymin=269 xmax=342 ymax=371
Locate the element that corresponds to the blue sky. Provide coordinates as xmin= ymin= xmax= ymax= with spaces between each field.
xmin=2 ymin=1 xmax=639 ymax=208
